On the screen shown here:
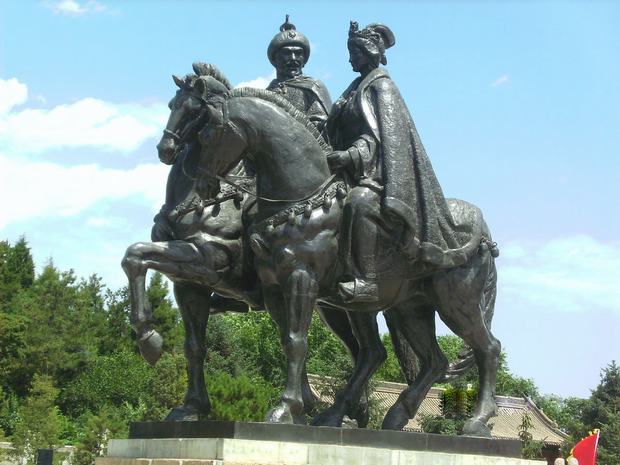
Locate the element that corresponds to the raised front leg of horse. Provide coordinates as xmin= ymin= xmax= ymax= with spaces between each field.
xmin=121 ymin=240 xmax=221 ymax=364
xmin=264 ymin=268 xmax=318 ymax=424
xmin=164 ymin=282 xmax=212 ymax=421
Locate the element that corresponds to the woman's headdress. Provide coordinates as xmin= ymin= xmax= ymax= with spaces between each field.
xmin=348 ymin=21 xmax=395 ymax=65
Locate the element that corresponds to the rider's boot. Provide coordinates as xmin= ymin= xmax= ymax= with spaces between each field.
xmin=338 ymin=253 xmax=379 ymax=303
xmin=337 ymin=186 xmax=379 ymax=303
xmin=338 ymin=278 xmax=378 ymax=303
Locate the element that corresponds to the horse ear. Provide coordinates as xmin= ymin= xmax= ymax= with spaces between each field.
xmin=172 ymin=74 xmax=185 ymax=88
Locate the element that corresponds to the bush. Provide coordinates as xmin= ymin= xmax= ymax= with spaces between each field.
xmin=206 ymin=371 xmax=279 ymax=422
xmin=61 ymin=351 xmax=153 ymax=416
xmin=10 ymin=375 xmax=61 ymax=465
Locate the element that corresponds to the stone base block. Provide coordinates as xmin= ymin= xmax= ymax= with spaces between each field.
xmin=100 ymin=438 xmax=546 ymax=465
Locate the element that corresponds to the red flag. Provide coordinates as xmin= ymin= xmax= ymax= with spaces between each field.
xmin=570 ymin=430 xmax=600 ymax=465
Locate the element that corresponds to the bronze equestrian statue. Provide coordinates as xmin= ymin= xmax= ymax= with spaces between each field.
xmin=122 ymin=20 xmax=501 ymax=438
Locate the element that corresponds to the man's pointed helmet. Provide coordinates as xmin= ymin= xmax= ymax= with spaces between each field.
xmin=267 ymin=15 xmax=311 ymax=67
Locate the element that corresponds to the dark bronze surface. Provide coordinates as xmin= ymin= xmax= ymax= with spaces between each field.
xmin=122 ymin=19 xmax=502 ymax=440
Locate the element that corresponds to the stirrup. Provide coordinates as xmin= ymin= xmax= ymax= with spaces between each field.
xmin=338 ymin=278 xmax=379 ymax=303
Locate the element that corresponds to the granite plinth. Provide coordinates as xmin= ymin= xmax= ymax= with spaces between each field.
xmin=103 ymin=436 xmax=546 ymax=465
xmin=128 ymin=420 xmax=522 ymax=458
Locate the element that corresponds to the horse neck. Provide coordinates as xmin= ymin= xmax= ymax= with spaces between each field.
xmin=230 ymin=96 xmax=331 ymax=218
xmin=168 ymin=142 xmax=245 ymax=206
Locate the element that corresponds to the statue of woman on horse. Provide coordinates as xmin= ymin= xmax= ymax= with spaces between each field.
xmin=122 ymin=19 xmax=502 ymax=438
xmin=327 ymin=22 xmax=489 ymax=303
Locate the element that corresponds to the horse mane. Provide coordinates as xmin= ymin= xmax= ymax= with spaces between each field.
xmin=230 ymin=87 xmax=331 ymax=153
xmin=192 ymin=62 xmax=232 ymax=90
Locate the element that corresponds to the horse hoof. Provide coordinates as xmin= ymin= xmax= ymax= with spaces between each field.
xmin=266 ymin=403 xmax=294 ymax=424
xmin=165 ymin=405 xmax=200 ymax=422
xmin=311 ymin=410 xmax=343 ymax=427
xmin=138 ymin=329 xmax=164 ymax=365
xmin=349 ymin=403 xmax=369 ymax=429
xmin=462 ymin=419 xmax=492 ymax=438
xmin=381 ymin=402 xmax=409 ymax=431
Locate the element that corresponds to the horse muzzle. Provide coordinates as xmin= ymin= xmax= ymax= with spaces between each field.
xmin=157 ymin=137 xmax=179 ymax=165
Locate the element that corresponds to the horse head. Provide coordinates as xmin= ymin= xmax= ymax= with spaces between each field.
xmin=194 ymin=86 xmax=249 ymax=201
xmin=157 ymin=62 xmax=232 ymax=165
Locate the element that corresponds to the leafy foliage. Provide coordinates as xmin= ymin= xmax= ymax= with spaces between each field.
xmin=206 ymin=371 xmax=279 ymax=421
xmin=580 ymin=362 xmax=620 ymax=465
xmin=419 ymin=384 xmax=476 ymax=435
xmin=10 ymin=375 xmax=61 ymax=465
xmin=60 ymin=351 xmax=152 ymax=416
xmin=518 ymin=412 xmax=544 ymax=459
xmin=1 ymin=237 xmax=617 ymax=465
xmin=375 ymin=333 xmax=405 ymax=382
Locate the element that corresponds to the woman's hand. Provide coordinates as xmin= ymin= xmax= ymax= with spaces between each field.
xmin=327 ymin=150 xmax=351 ymax=172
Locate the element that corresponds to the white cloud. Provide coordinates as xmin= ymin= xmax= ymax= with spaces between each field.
xmin=46 ymin=0 xmax=107 ymax=16
xmin=0 ymin=78 xmax=168 ymax=155
xmin=498 ymin=235 xmax=620 ymax=314
xmin=236 ymin=72 xmax=275 ymax=89
xmin=491 ymin=74 xmax=509 ymax=87
xmin=0 ymin=154 xmax=168 ymax=229
xmin=0 ymin=78 xmax=28 ymax=114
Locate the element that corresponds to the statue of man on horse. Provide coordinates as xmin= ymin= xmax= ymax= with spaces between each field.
xmin=122 ymin=18 xmax=502 ymax=438
xmin=266 ymin=15 xmax=332 ymax=138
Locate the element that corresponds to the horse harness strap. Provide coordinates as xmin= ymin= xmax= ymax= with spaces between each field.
xmin=255 ymin=177 xmax=348 ymax=232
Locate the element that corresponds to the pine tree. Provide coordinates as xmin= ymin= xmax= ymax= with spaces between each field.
xmin=581 ymin=361 xmax=620 ymax=465
xmin=0 ymin=237 xmax=35 ymax=312
xmin=13 ymin=263 xmax=104 ymax=394
xmin=7 ymin=237 xmax=35 ymax=289
xmin=10 ymin=375 xmax=61 ymax=465
xmin=100 ymin=286 xmax=133 ymax=355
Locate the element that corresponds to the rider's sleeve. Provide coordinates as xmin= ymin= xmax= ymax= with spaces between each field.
xmin=346 ymin=134 xmax=378 ymax=182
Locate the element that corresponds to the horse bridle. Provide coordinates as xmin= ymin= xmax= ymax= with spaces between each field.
xmin=162 ymin=90 xmax=213 ymax=155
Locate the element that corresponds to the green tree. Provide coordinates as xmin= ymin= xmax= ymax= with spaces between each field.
xmin=0 ymin=237 xmax=35 ymax=312
xmin=71 ymin=406 xmax=128 ymax=465
xmin=518 ymin=412 xmax=544 ymax=459
xmin=0 ymin=312 xmax=27 ymax=393
xmin=375 ymin=333 xmax=405 ymax=382
xmin=143 ymin=352 xmax=187 ymax=420
xmin=224 ymin=311 xmax=285 ymax=384
xmin=204 ymin=313 xmax=248 ymax=376
xmin=306 ymin=313 xmax=352 ymax=380
xmin=100 ymin=287 xmax=133 ymax=355
xmin=10 ymin=264 xmax=105 ymax=394
xmin=580 ymin=361 xmax=620 ymax=465
xmin=419 ymin=383 xmax=476 ymax=435
xmin=11 ymin=375 xmax=61 ymax=465
xmin=206 ymin=371 xmax=279 ymax=422
xmin=60 ymin=350 xmax=153 ymax=417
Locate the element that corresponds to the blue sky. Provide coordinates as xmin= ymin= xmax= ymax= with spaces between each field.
xmin=1 ymin=1 xmax=618 ymax=399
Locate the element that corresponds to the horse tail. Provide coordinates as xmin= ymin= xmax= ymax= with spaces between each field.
xmin=383 ymin=310 xmax=418 ymax=384
xmin=440 ymin=256 xmax=498 ymax=383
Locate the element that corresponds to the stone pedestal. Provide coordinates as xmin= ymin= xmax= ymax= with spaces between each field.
xmin=96 ymin=421 xmax=546 ymax=465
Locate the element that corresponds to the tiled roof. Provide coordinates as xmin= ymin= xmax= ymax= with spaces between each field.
xmin=308 ymin=375 xmax=568 ymax=446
